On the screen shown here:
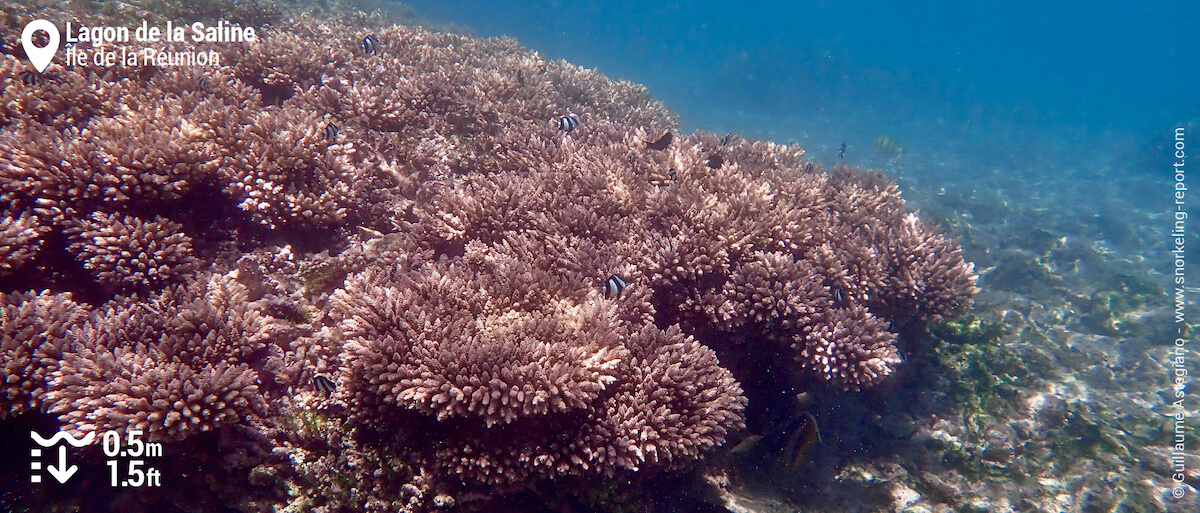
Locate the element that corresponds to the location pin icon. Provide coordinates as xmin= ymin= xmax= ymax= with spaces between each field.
xmin=22 ymin=19 xmax=60 ymax=73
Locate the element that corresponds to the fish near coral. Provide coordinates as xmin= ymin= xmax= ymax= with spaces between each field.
xmin=647 ymin=131 xmax=673 ymax=151
xmin=727 ymin=412 xmax=821 ymax=467
xmin=313 ymin=374 xmax=337 ymax=397
xmin=780 ymin=412 xmax=821 ymax=467
xmin=19 ymin=69 xmax=43 ymax=86
xmin=832 ymin=287 xmax=847 ymax=305
xmin=603 ymin=274 xmax=627 ymax=298
xmin=873 ymin=135 xmax=903 ymax=157
xmin=729 ymin=434 xmax=763 ymax=454
xmin=360 ymin=35 xmax=380 ymax=55
xmin=557 ymin=113 xmax=579 ymax=134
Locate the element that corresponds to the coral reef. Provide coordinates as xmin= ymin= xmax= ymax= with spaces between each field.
xmin=0 ymin=1 xmax=975 ymax=511
xmin=47 ymin=272 xmax=287 ymax=441
xmin=333 ymin=251 xmax=746 ymax=486
xmin=1 ymin=290 xmax=87 ymax=417
xmin=0 ymin=211 xmax=42 ymax=275
xmin=65 ymin=212 xmax=200 ymax=291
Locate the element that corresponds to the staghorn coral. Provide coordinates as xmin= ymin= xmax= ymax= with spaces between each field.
xmin=75 ymin=95 xmax=223 ymax=204
xmin=337 ymin=267 xmax=630 ymax=428
xmin=332 ymin=242 xmax=745 ymax=487
xmin=0 ymin=122 xmax=109 ymax=223
xmin=216 ymin=105 xmax=360 ymax=229
xmin=1 ymin=290 xmax=88 ymax=417
xmin=0 ymin=211 xmax=42 ymax=275
xmin=0 ymin=53 xmax=132 ymax=129
xmin=65 ymin=211 xmax=200 ymax=291
xmin=794 ymin=304 xmax=902 ymax=388
xmin=225 ymin=24 xmax=338 ymax=102
xmin=47 ymin=271 xmax=288 ymax=441
xmin=0 ymin=4 xmax=975 ymax=510
xmin=51 ymin=347 xmax=265 ymax=441
xmin=409 ymin=119 xmax=975 ymax=391
xmin=0 ymin=72 xmax=233 ymax=227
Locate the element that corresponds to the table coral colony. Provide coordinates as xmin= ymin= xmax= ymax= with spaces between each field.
xmin=0 ymin=12 xmax=976 ymax=512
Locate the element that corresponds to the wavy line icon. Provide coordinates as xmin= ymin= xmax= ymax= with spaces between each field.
xmin=31 ymin=431 xmax=95 ymax=448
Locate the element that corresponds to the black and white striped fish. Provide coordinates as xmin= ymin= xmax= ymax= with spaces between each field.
xmin=19 ymin=70 xmax=42 ymax=86
xmin=324 ymin=122 xmax=339 ymax=141
xmin=603 ymin=274 xmax=627 ymax=298
xmin=314 ymin=374 xmax=337 ymax=397
xmin=557 ymin=114 xmax=579 ymax=134
xmin=360 ymin=35 xmax=380 ymax=55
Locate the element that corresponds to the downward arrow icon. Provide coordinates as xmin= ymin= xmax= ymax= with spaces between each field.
xmin=46 ymin=445 xmax=78 ymax=483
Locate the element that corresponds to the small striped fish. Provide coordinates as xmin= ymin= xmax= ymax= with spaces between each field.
xmin=872 ymin=136 xmax=903 ymax=157
xmin=603 ymin=274 xmax=627 ymax=298
xmin=314 ymin=374 xmax=337 ymax=397
xmin=780 ymin=412 xmax=821 ymax=467
xmin=19 ymin=70 xmax=43 ymax=86
xmin=360 ymin=35 xmax=380 ymax=55
xmin=557 ymin=114 xmax=579 ymax=134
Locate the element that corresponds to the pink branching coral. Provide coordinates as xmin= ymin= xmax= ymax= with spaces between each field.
xmin=1 ymin=290 xmax=87 ymax=417
xmin=216 ymin=105 xmax=359 ymax=228
xmin=409 ymin=122 xmax=976 ymax=391
xmin=65 ymin=212 xmax=200 ymax=290
xmin=51 ymin=345 xmax=265 ymax=441
xmin=0 ymin=3 xmax=975 ymax=510
xmin=0 ymin=211 xmax=42 ymax=276
xmin=47 ymin=272 xmax=286 ymax=441
xmin=331 ymin=242 xmax=745 ymax=486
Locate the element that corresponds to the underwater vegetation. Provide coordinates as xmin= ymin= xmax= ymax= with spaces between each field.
xmin=0 ymin=1 xmax=978 ymax=511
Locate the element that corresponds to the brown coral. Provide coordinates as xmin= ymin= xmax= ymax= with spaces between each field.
xmin=65 ymin=211 xmax=200 ymax=290
xmin=333 ymin=243 xmax=746 ymax=486
xmin=0 ymin=53 xmax=131 ymax=129
xmin=0 ymin=211 xmax=42 ymax=276
xmin=51 ymin=348 xmax=265 ymax=441
xmin=405 ymin=120 xmax=975 ymax=392
xmin=215 ymin=105 xmax=359 ymax=228
xmin=0 ymin=5 xmax=976 ymax=510
xmin=47 ymin=272 xmax=286 ymax=441
xmin=337 ymin=267 xmax=630 ymax=427
xmin=1 ymin=290 xmax=87 ymax=417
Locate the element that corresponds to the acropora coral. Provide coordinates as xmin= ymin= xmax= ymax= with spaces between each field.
xmin=0 ymin=1 xmax=975 ymax=511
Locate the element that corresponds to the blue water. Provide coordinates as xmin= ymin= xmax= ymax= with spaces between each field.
xmin=403 ymin=0 xmax=1200 ymax=272
xmin=404 ymin=1 xmax=1198 ymax=134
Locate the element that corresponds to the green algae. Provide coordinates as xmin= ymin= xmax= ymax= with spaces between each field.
xmin=1055 ymin=402 xmax=1134 ymax=461
xmin=926 ymin=316 xmax=1031 ymax=481
xmin=1074 ymin=272 xmax=1165 ymax=334
xmin=931 ymin=315 xmax=1007 ymax=347
xmin=932 ymin=315 xmax=1023 ymax=421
